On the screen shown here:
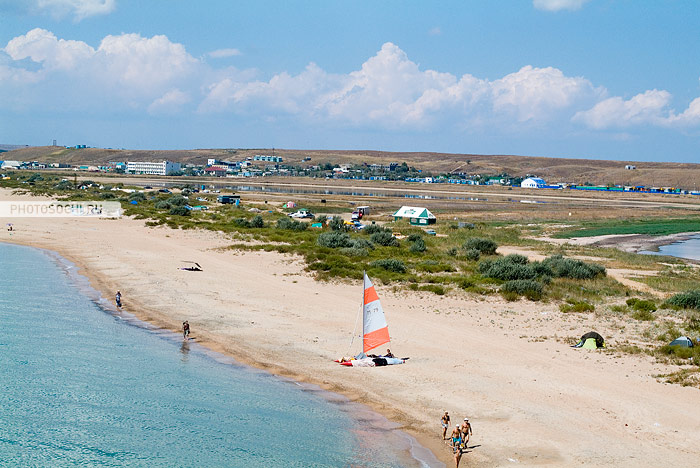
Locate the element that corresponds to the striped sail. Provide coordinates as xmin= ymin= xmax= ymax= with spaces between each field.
xmin=362 ymin=273 xmax=390 ymax=353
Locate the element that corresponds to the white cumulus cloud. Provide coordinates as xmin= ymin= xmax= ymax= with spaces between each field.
xmin=148 ymin=89 xmax=190 ymax=114
xmin=572 ymin=89 xmax=700 ymax=129
xmin=200 ymin=42 xmax=600 ymax=130
xmin=1 ymin=28 xmax=201 ymax=110
xmin=533 ymin=0 xmax=590 ymax=12
xmin=208 ymin=48 xmax=242 ymax=58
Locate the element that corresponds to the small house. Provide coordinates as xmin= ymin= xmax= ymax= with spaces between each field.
xmin=520 ymin=177 xmax=546 ymax=188
xmin=393 ymin=206 xmax=436 ymax=225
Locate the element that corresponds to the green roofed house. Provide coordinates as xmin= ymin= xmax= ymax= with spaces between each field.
xmin=393 ymin=206 xmax=437 ymax=225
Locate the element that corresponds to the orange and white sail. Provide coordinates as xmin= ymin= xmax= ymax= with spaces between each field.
xmin=362 ymin=273 xmax=390 ymax=353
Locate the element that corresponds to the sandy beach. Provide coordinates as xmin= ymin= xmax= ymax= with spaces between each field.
xmin=3 ymin=188 xmax=700 ymax=467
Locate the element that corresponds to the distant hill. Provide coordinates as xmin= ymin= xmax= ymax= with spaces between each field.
xmin=4 ymin=145 xmax=700 ymax=189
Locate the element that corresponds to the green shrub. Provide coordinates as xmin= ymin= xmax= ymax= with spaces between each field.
xmin=626 ymin=298 xmax=657 ymax=313
xmin=370 ymin=259 xmax=407 ymax=273
xmin=410 ymin=238 xmax=427 ymax=253
xmin=416 ymin=261 xmax=455 ymax=273
xmin=560 ymin=300 xmax=595 ymax=313
xmin=666 ymin=290 xmax=700 ymax=310
xmin=632 ymin=309 xmax=655 ymax=321
xmin=463 ymin=237 xmax=497 ymax=255
xmin=446 ymin=247 xmax=459 ymax=257
xmin=155 ymin=200 xmax=171 ymax=210
xmin=128 ymin=192 xmax=146 ymax=202
xmin=99 ymin=192 xmax=116 ymax=199
xmin=479 ymin=256 xmax=537 ymax=281
xmin=250 ymin=215 xmax=264 ymax=228
xmin=339 ymin=247 xmax=369 ymax=257
xmin=501 ymin=280 xmax=543 ymax=301
xmin=363 ymin=224 xmax=387 ymax=235
xmin=409 ymin=283 xmax=446 ymax=295
xmin=329 ymin=217 xmax=347 ymax=231
xmin=54 ymin=180 xmax=74 ymax=190
xmin=407 ymin=233 xmax=422 ymax=242
xmin=317 ymin=231 xmax=353 ymax=248
xmin=167 ymin=195 xmax=187 ymax=206
xmin=371 ymin=231 xmax=399 ymax=247
xmin=169 ymin=206 xmax=190 ymax=216
xmin=541 ymin=255 xmax=606 ymax=279
xmin=464 ymin=248 xmax=480 ymax=261
xmin=276 ymin=217 xmax=308 ymax=231
xmin=350 ymin=238 xmax=374 ymax=250
xmin=234 ymin=218 xmax=251 ymax=228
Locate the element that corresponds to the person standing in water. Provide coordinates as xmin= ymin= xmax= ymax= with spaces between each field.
xmin=183 ymin=321 xmax=190 ymax=340
xmin=115 ymin=291 xmax=122 ymax=308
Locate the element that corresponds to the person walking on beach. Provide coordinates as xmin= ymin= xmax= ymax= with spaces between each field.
xmin=450 ymin=425 xmax=462 ymax=448
xmin=450 ymin=424 xmax=464 ymax=468
xmin=460 ymin=418 xmax=472 ymax=448
xmin=460 ymin=418 xmax=472 ymax=449
xmin=453 ymin=441 xmax=463 ymax=468
xmin=115 ymin=291 xmax=122 ymax=308
xmin=183 ymin=320 xmax=190 ymax=340
xmin=441 ymin=411 xmax=451 ymax=440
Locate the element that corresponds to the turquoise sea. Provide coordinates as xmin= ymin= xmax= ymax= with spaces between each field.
xmin=0 ymin=243 xmax=439 ymax=467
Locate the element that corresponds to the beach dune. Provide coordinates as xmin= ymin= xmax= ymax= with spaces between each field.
xmin=3 ymin=188 xmax=700 ymax=467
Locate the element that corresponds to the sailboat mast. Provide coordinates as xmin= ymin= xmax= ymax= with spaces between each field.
xmin=345 ymin=271 xmax=365 ymax=357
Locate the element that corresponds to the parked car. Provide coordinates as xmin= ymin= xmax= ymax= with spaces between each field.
xmin=425 ymin=229 xmax=437 ymax=236
xmin=288 ymin=209 xmax=315 ymax=219
xmin=158 ymin=188 xmax=171 ymax=193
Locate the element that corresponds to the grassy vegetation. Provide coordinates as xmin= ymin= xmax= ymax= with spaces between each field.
xmin=6 ymin=171 xmax=700 ymax=385
xmin=553 ymin=217 xmax=700 ymax=238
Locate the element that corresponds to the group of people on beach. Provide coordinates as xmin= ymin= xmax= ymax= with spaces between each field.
xmin=441 ymin=411 xmax=472 ymax=467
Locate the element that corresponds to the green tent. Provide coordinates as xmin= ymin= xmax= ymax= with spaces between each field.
xmin=581 ymin=338 xmax=599 ymax=349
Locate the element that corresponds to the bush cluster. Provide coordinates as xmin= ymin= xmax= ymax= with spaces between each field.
xmin=410 ymin=238 xmax=427 ymax=253
xmin=464 ymin=248 xmax=481 ymax=261
xmin=339 ymin=247 xmax=369 ymax=257
xmin=233 ymin=215 xmax=264 ymax=228
xmin=155 ymin=200 xmax=171 ymax=210
xmin=328 ymin=217 xmax=347 ymax=231
xmin=500 ymin=279 xmax=543 ymax=301
xmin=370 ymin=259 xmax=407 ymax=273
xmin=463 ymin=237 xmax=497 ymax=255
xmin=560 ymin=300 xmax=595 ymax=313
xmin=317 ymin=231 xmax=353 ymax=248
xmin=541 ymin=255 xmax=606 ymax=280
xmin=626 ymin=298 xmax=657 ymax=313
xmin=363 ymin=224 xmax=387 ymax=235
xmin=276 ymin=217 xmax=308 ymax=231
xmin=479 ymin=255 xmax=538 ymax=281
xmin=666 ymin=290 xmax=700 ymax=310
xmin=370 ymin=231 xmax=399 ymax=247
xmin=167 ymin=195 xmax=187 ymax=206
xmin=169 ymin=206 xmax=190 ymax=216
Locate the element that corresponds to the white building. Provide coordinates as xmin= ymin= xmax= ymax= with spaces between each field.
xmin=1 ymin=160 xmax=21 ymax=169
xmin=520 ymin=177 xmax=547 ymax=188
xmin=126 ymin=160 xmax=181 ymax=175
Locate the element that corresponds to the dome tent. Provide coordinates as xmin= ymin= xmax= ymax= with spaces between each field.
xmin=669 ymin=336 xmax=694 ymax=348
xmin=572 ymin=331 xmax=605 ymax=349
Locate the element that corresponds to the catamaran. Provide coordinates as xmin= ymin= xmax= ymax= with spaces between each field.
xmin=339 ymin=272 xmax=406 ymax=367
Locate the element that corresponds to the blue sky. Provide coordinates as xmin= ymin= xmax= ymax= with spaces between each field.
xmin=1 ymin=0 xmax=699 ymax=163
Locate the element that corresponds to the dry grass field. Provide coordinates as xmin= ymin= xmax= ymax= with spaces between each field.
xmin=5 ymin=145 xmax=700 ymax=189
